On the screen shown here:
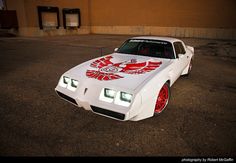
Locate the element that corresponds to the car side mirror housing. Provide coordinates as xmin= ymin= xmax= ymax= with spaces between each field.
xmin=114 ymin=48 xmax=118 ymax=52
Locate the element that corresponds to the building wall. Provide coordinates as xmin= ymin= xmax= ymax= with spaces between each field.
xmin=5 ymin=0 xmax=236 ymax=39
xmin=90 ymin=0 xmax=236 ymax=39
xmin=90 ymin=0 xmax=235 ymax=28
xmin=6 ymin=0 xmax=27 ymax=28
xmin=6 ymin=0 xmax=90 ymax=36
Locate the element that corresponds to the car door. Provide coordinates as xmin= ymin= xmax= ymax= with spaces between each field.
xmin=169 ymin=41 xmax=189 ymax=83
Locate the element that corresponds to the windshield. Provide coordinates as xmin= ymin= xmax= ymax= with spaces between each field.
xmin=117 ymin=39 xmax=175 ymax=59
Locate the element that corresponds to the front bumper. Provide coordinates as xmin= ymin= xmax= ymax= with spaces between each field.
xmin=90 ymin=105 xmax=125 ymax=120
xmin=56 ymin=91 xmax=78 ymax=106
xmin=56 ymin=90 xmax=126 ymax=120
xmin=55 ymin=88 xmax=132 ymax=121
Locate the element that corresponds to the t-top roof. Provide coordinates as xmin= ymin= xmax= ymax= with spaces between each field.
xmin=131 ymin=36 xmax=182 ymax=43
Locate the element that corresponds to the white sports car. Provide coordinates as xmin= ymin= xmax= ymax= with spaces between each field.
xmin=55 ymin=36 xmax=194 ymax=121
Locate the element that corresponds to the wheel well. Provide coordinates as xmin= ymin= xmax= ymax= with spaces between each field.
xmin=166 ymin=80 xmax=171 ymax=86
xmin=154 ymin=79 xmax=171 ymax=114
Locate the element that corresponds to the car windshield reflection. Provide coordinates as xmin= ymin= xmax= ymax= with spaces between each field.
xmin=117 ymin=39 xmax=175 ymax=59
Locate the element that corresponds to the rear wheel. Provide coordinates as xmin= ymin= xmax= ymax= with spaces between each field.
xmin=155 ymin=82 xmax=170 ymax=114
xmin=187 ymin=59 xmax=193 ymax=75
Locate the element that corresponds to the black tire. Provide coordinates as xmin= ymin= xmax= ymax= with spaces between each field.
xmin=186 ymin=59 xmax=193 ymax=76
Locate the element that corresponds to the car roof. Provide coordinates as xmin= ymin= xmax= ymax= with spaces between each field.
xmin=131 ymin=36 xmax=181 ymax=43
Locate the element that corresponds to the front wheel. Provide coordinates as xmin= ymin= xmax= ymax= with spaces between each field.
xmin=155 ymin=82 xmax=170 ymax=114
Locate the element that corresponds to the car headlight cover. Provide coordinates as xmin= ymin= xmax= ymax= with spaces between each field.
xmin=99 ymin=88 xmax=133 ymax=107
xmin=104 ymin=88 xmax=116 ymax=99
xmin=63 ymin=76 xmax=70 ymax=84
xmin=99 ymin=88 xmax=116 ymax=103
xmin=67 ymin=79 xmax=79 ymax=91
xmin=59 ymin=76 xmax=70 ymax=88
xmin=59 ymin=76 xmax=79 ymax=91
xmin=71 ymin=79 xmax=79 ymax=88
xmin=114 ymin=91 xmax=133 ymax=107
xmin=120 ymin=92 xmax=132 ymax=103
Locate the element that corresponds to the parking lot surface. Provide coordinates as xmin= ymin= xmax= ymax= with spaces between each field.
xmin=0 ymin=34 xmax=235 ymax=156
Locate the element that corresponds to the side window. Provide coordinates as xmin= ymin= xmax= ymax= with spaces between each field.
xmin=178 ymin=42 xmax=186 ymax=54
xmin=174 ymin=42 xmax=180 ymax=56
xmin=174 ymin=42 xmax=186 ymax=57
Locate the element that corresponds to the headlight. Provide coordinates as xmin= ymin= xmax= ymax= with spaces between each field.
xmin=104 ymin=88 xmax=116 ymax=99
xmin=99 ymin=88 xmax=133 ymax=107
xmin=99 ymin=88 xmax=116 ymax=103
xmin=67 ymin=79 xmax=79 ymax=91
xmin=120 ymin=92 xmax=132 ymax=103
xmin=114 ymin=91 xmax=133 ymax=107
xmin=71 ymin=79 xmax=79 ymax=88
xmin=59 ymin=76 xmax=70 ymax=88
xmin=59 ymin=76 xmax=79 ymax=91
xmin=63 ymin=76 xmax=70 ymax=84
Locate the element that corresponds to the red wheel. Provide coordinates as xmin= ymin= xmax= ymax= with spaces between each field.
xmin=155 ymin=83 xmax=170 ymax=113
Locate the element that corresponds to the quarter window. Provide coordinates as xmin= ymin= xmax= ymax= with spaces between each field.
xmin=174 ymin=42 xmax=186 ymax=57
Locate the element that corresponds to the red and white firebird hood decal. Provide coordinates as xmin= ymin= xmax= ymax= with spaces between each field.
xmin=64 ymin=53 xmax=171 ymax=91
xmin=86 ymin=56 xmax=162 ymax=81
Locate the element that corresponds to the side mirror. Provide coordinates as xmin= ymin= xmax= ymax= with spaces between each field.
xmin=114 ymin=48 xmax=118 ymax=52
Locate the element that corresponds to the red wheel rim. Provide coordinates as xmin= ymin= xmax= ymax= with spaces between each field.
xmin=155 ymin=84 xmax=169 ymax=113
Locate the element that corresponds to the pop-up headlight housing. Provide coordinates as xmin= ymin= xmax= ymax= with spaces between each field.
xmin=67 ymin=79 xmax=79 ymax=91
xmin=99 ymin=88 xmax=133 ymax=107
xmin=59 ymin=76 xmax=79 ymax=91
xmin=114 ymin=91 xmax=133 ymax=107
xmin=99 ymin=88 xmax=116 ymax=103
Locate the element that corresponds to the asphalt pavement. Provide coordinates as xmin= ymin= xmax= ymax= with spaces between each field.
xmin=0 ymin=34 xmax=235 ymax=156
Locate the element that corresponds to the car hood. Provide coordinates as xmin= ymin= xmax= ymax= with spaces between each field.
xmin=64 ymin=53 xmax=172 ymax=91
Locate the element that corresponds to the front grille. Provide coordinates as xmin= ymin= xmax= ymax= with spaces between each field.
xmin=56 ymin=91 xmax=77 ymax=105
xmin=91 ymin=105 xmax=125 ymax=120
